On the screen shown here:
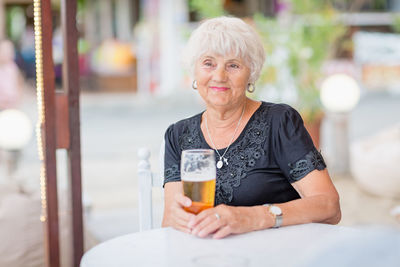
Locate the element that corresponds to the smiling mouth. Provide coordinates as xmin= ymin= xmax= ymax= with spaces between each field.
xmin=210 ymin=86 xmax=229 ymax=91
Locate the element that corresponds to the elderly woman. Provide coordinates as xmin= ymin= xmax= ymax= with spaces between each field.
xmin=162 ymin=16 xmax=340 ymax=239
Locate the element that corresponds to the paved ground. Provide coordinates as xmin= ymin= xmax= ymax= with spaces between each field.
xmin=1 ymin=85 xmax=400 ymax=244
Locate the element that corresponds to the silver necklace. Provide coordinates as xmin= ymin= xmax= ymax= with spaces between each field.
xmin=204 ymin=102 xmax=246 ymax=169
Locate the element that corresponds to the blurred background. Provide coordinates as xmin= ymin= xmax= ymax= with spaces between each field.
xmin=0 ymin=0 xmax=399 ymax=266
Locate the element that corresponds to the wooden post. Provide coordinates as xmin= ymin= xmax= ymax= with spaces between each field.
xmin=34 ymin=0 xmax=83 ymax=266
xmin=60 ymin=0 xmax=84 ymax=266
xmin=37 ymin=0 xmax=60 ymax=266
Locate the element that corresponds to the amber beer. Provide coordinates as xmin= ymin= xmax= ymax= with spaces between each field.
xmin=183 ymin=178 xmax=216 ymax=214
xmin=181 ymin=149 xmax=216 ymax=214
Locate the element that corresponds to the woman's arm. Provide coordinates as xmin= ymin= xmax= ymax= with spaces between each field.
xmin=188 ymin=169 xmax=341 ymax=239
xmin=162 ymin=182 xmax=195 ymax=233
xmin=281 ymin=168 xmax=341 ymax=225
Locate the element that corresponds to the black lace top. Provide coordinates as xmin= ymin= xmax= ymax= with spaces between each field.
xmin=163 ymin=102 xmax=326 ymax=206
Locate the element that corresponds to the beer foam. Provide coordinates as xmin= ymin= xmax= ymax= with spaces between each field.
xmin=181 ymin=173 xmax=215 ymax=182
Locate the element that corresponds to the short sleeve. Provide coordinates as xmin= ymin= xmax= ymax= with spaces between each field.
xmin=163 ymin=124 xmax=182 ymax=186
xmin=272 ymin=105 xmax=326 ymax=183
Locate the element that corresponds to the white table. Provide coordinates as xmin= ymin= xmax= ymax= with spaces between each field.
xmin=80 ymin=223 xmax=364 ymax=267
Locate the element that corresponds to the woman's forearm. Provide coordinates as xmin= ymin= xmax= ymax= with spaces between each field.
xmin=243 ymin=194 xmax=341 ymax=232
xmin=266 ymin=194 xmax=341 ymax=228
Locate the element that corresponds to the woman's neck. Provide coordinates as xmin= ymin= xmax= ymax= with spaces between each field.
xmin=201 ymin=99 xmax=262 ymax=149
xmin=205 ymin=99 xmax=248 ymax=130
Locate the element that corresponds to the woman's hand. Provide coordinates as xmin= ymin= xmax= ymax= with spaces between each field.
xmin=162 ymin=182 xmax=196 ymax=234
xmin=168 ymin=194 xmax=196 ymax=233
xmin=188 ymin=204 xmax=267 ymax=239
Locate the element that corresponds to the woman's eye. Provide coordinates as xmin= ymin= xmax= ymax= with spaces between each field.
xmin=203 ymin=61 xmax=213 ymax=67
xmin=229 ymin=64 xmax=239 ymax=69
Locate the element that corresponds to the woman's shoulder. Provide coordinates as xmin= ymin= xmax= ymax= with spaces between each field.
xmin=256 ymin=102 xmax=304 ymax=132
xmin=165 ymin=112 xmax=203 ymax=134
xmin=260 ymin=101 xmax=296 ymax=113
xmin=257 ymin=102 xmax=299 ymax=120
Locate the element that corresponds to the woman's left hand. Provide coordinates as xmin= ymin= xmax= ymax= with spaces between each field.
xmin=188 ymin=204 xmax=266 ymax=239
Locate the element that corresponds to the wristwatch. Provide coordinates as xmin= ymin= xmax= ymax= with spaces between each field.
xmin=264 ymin=204 xmax=283 ymax=228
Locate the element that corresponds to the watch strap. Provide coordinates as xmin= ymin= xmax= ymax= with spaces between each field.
xmin=274 ymin=212 xmax=283 ymax=228
xmin=263 ymin=204 xmax=283 ymax=228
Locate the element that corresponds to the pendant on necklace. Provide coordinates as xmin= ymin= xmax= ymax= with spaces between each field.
xmin=217 ymin=160 xmax=223 ymax=169
xmin=217 ymin=157 xmax=228 ymax=169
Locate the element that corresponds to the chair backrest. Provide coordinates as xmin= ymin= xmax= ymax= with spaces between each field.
xmin=137 ymin=143 xmax=164 ymax=231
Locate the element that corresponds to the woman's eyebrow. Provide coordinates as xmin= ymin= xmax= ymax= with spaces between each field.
xmin=200 ymin=56 xmax=241 ymax=63
xmin=226 ymin=58 xmax=241 ymax=63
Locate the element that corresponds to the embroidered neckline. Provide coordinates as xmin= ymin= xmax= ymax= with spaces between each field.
xmin=197 ymin=102 xmax=264 ymax=153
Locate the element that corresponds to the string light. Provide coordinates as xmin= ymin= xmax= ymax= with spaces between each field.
xmin=33 ymin=0 xmax=47 ymax=223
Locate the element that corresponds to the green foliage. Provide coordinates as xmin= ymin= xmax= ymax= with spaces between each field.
xmin=392 ymin=15 xmax=400 ymax=33
xmin=6 ymin=6 xmax=25 ymax=43
xmin=77 ymin=0 xmax=87 ymax=12
xmin=189 ymin=0 xmax=226 ymax=19
xmin=371 ymin=0 xmax=388 ymax=10
xmin=50 ymin=0 xmax=86 ymax=12
xmin=290 ymin=0 xmax=331 ymax=13
xmin=254 ymin=1 xmax=346 ymax=122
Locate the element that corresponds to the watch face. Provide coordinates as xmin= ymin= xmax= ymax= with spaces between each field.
xmin=270 ymin=206 xmax=282 ymax=216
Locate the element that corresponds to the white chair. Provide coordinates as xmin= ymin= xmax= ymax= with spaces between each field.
xmin=137 ymin=143 xmax=164 ymax=231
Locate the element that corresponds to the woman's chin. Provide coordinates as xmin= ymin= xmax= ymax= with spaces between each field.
xmin=206 ymin=94 xmax=245 ymax=109
xmin=206 ymin=98 xmax=232 ymax=108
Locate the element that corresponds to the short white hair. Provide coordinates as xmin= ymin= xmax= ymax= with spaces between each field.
xmin=182 ymin=16 xmax=265 ymax=83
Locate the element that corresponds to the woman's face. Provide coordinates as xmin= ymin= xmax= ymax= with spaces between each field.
xmin=194 ymin=52 xmax=250 ymax=109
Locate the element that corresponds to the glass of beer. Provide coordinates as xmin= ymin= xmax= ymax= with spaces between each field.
xmin=181 ymin=149 xmax=216 ymax=214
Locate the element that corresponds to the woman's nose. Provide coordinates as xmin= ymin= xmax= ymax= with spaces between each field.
xmin=212 ymin=66 xmax=227 ymax=82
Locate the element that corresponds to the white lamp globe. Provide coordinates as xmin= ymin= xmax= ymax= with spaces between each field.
xmin=320 ymin=74 xmax=361 ymax=113
xmin=0 ymin=109 xmax=33 ymax=150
